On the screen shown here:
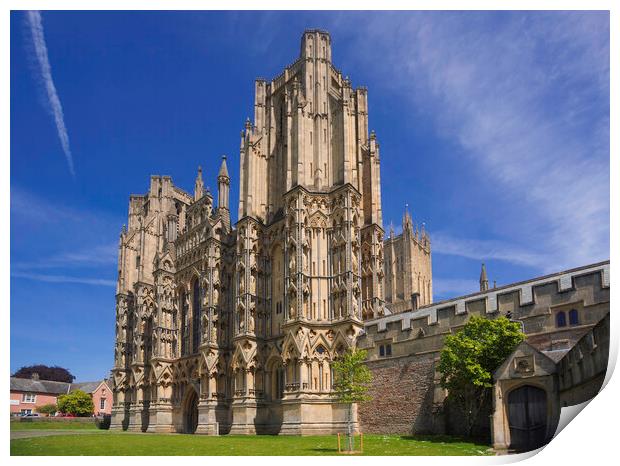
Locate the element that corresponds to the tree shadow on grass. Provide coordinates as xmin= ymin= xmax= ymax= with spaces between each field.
xmin=311 ymin=447 xmax=339 ymax=453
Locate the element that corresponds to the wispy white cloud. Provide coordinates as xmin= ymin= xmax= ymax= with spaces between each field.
xmin=12 ymin=243 xmax=118 ymax=270
xmin=342 ymin=12 xmax=609 ymax=273
xmin=11 ymin=186 xmax=122 ymax=229
xmin=433 ymin=277 xmax=480 ymax=299
xmin=11 ymin=187 xmax=122 ymax=275
xmin=26 ymin=10 xmax=75 ymax=177
xmin=11 ymin=271 xmax=115 ymax=287
xmin=432 ymin=231 xmax=548 ymax=270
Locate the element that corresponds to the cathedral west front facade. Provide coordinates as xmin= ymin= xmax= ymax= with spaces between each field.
xmin=110 ymin=30 xmax=432 ymax=435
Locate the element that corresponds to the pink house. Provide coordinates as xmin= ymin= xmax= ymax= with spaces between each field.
xmin=10 ymin=374 xmax=112 ymax=416
xmin=70 ymin=380 xmax=112 ymax=415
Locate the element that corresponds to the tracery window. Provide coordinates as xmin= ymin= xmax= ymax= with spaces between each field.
xmin=192 ymin=279 xmax=201 ymax=353
xmin=180 ymin=290 xmax=189 ymax=356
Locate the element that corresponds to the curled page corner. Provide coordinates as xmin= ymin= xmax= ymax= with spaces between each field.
xmin=553 ymin=399 xmax=592 ymax=439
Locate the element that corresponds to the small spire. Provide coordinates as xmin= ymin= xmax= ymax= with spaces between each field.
xmin=218 ymin=155 xmax=229 ymax=179
xmin=479 ymin=263 xmax=489 ymax=292
xmin=194 ymin=165 xmax=204 ymax=201
xmin=403 ymin=204 xmax=413 ymax=234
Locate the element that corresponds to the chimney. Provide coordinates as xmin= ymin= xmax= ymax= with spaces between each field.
xmin=31 ymin=372 xmax=40 ymax=381
xmin=411 ymin=292 xmax=420 ymax=311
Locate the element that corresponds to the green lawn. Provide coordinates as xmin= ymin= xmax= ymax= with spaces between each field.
xmin=11 ymin=432 xmax=493 ymax=456
xmin=10 ymin=420 xmax=98 ymax=431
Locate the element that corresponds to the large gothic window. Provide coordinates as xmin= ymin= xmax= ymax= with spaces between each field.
xmin=180 ymin=290 xmax=189 ymax=356
xmin=192 ymin=279 xmax=201 ymax=353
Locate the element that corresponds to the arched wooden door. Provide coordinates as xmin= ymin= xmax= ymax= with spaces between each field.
xmin=183 ymin=388 xmax=199 ymax=434
xmin=508 ymin=385 xmax=548 ymax=451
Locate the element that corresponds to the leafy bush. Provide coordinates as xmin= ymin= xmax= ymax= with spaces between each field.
xmin=57 ymin=390 xmax=94 ymax=417
xmin=36 ymin=403 xmax=57 ymax=416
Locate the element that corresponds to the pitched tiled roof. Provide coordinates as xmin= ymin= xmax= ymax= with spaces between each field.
xmin=10 ymin=377 xmax=70 ymax=395
xmin=541 ymin=349 xmax=571 ymax=363
xmin=11 ymin=377 xmax=112 ymax=395
xmin=69 ymin=381 xmax=102 ymax=393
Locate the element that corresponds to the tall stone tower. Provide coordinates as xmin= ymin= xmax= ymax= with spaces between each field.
xmin=232 ymin=29 xmax=385 ymax=433
xmin=383 ymin=210 xmax=433 ymax=313
xmin=111 ymin=29 xmax=418 ymax=436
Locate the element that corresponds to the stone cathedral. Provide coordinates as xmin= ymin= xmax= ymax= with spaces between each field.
xmin=110 ymin=29 xmax=432 ymax=435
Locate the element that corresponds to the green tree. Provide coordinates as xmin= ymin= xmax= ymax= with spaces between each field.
xmin=332 ymin=347 xmax=373 ymax=451
xmin=438 ymin=315 xmax=525 ymax=436
xmin=57 ymin=390 xmax=94 ymax=417
xmin=36 ymin=403 xmax=57 ymax=416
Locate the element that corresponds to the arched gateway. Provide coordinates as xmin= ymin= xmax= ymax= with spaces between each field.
xmin=183 ymin=387 xmax=199 ymax=434
xmin=507 ymin=385 xmax=547 ymax=451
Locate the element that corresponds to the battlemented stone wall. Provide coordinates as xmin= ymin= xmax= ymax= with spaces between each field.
xmin=357 ymin=262 xmax=610 ymax=435
xmin=558 ymin=313 xmax=609 ymax=406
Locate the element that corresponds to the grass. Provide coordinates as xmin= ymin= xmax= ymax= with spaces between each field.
xmin=10 ymin=432 xmax=493 ymax=456
xmin=10 ymin=419 xmax=98 ymax=431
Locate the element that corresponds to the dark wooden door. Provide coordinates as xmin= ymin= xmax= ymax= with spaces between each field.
xmin=508 ymin=385 xmax=548 ymax=451
xmin=184 ymin=390 xmax=199 ymax=434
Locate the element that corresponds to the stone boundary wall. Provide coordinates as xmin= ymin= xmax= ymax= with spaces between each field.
xmin=358 ymin=353 xmax=437 ymax=434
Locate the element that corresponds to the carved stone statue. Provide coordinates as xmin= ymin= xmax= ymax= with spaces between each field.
xmin=248 ymin=312 xmax=255 ymax=333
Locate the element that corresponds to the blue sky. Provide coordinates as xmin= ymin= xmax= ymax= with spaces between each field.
xmin=10 ymin=11 xmax=609 ymax=381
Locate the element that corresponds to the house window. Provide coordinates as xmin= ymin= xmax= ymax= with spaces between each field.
xmin=100 ymin=398 xmax=106 ymax=410
xmin=379 ymin=345 xmax=385 ymax=357
xmin=556 ymin=311 xmax=567 ymax=328
xmin=569 ymin=309 xmax=579 ymax=326
xmin=22 ymin=393 xmax=36 ymax=403
xmin=386 ymin=344 xmax=392 ymax=356
xmin=20 ymin=409 xmax=32 ymax=415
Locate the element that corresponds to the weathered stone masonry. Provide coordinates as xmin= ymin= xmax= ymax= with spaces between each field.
xmin=357 ymin=262 xmax=610 ymax=436
xmin=110 ymin=29 xmax=432 ymax=435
